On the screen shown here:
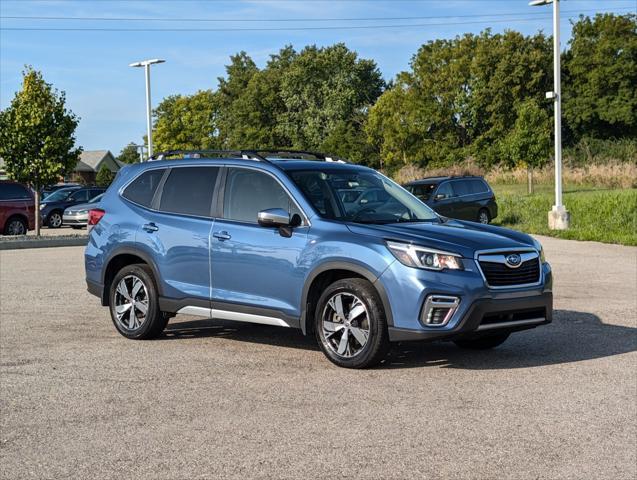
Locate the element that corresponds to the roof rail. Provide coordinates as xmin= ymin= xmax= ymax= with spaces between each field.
xmin=149 ymin=149 xmax=269 ymax=162
xmin=249 ymin=149 xmax=347 ymax=163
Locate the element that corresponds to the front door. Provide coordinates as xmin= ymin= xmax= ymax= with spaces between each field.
xmin=210 ymin=167 xmax=309 ymax=322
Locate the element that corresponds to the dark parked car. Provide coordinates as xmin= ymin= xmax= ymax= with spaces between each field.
xmin=41 ymin=183 xmax=81 ymax=198
xmin=403 ymin=176 xmax=497 ymax=224
xmin=40 ymin=186 xmax=106 ymax=228
xmin=0 ymin=180 xmax=35 ymax=235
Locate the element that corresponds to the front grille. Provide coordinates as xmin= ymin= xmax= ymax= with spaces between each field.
xmin=479 ymin=257 xmax=540 ymax=287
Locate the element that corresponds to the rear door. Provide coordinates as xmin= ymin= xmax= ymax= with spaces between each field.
xmin=448 ymin=180 xmax=474 ymax=220
xmin=134 ymin=166 xmax=219 ymax=303
xmin=210 ymin=166 xmax=309 ymax=322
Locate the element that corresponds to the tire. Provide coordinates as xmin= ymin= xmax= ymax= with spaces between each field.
xmin=108 ymin=264 xmax=169 ymax=339
xmin=314 ymin=278 xmax=390 ymax=369
xmin=47 ymin=211 xmax=63 ymax=228
xmin=3 ymin=216 xmax=27 ymax=235
xmin=477 ymin=208 xmax=490 ymax=224
xmin=454 ymin=332 xmax=510 ymax=350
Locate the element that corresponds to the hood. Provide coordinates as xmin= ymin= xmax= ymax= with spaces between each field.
xmin=347 ymin=219 xmax=536 ymax=258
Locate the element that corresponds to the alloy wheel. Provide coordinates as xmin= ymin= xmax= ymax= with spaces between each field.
xmin=321 ymin=292 xmax=370 ymax=358
xmin=49 ymin=212 xmax=62 ymax=228
xmin=114 ymin=275 xmax=149 ymax=331
xmin=478 ymin=211 xmax=489 ymax=224
xmin=7 ymin=220 xmax=26 ymax=235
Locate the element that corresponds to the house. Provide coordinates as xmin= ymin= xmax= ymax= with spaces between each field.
xmin=69 ymin=150 xmax=120 ymax=184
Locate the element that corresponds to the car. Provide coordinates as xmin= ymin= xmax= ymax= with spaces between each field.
xmin=0 ymin=180 xmax=35 ymax=235
xmin=63 ymin=193 xmax=104 ymax=229
xmin=84 ymin=150 xmax=552 ymax=369
xmin=40 ymin=186 xmax=106 ymax=228
xmin=403 ymin=176 xmax=498 ymax=224
xmin=41 ymin=183 xmax=81 ymax=198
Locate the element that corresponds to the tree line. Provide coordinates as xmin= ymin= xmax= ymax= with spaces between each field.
xmin=122 ymin=13 xmax=634 ymax=173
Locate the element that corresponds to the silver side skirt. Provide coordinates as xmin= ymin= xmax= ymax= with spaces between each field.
xmin=477 ymin=317 xmax=545 ymax=331
xmin=176 ymin=306 xmax=290 ymax=328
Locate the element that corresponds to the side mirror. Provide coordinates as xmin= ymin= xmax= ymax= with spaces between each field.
xmin=257 ymin=208 xmax=291 ymax=228
xmin=434 ymin=194 xmax=446 ymax=201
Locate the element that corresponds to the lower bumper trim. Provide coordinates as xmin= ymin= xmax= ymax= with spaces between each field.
xmin=476 ymin=317 xmax=545 ymax=331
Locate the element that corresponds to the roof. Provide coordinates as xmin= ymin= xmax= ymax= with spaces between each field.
xmin=75 ymin=150 xmax=119 ymax=173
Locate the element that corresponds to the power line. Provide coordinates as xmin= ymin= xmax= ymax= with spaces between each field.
xmin=2 ymin=8 xmax=632 ymax=23
xmin=0 ymin=14 xmax=608 ymax=31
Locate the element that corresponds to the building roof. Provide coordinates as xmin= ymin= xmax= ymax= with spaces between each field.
xmin=75 ymin=150 xmax=119 ymax=173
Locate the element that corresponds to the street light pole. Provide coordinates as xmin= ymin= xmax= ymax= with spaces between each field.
xmin=529 ymin=0 xmax=569 ymax=229
xmin=129 ymin=59 xmax=165 ymax=160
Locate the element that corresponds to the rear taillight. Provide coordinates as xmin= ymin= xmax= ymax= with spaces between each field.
xmin=88 ymin=208 xmax=105 ymax=226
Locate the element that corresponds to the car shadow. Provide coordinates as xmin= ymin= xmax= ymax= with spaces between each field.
xmin=161 ymin=310 xmax=636 ymax=370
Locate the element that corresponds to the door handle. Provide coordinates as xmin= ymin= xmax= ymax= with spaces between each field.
xmin=213 ymin=231 xmax=231 ymax=241
xmin=142 ymin=223 xmax=159 ymax=233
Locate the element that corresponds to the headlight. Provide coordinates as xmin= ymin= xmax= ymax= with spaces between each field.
xmin=39 ymin=204 xmax=45 ymax=210
xmin=532 ymin=239 xmax=545 ymax=263
xmin=75 ymin=210 xmax=87 ymax=215
xmin=386 ymin=241 xmax=464 ymax=271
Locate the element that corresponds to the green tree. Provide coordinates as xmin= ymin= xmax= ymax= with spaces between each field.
xmin=501 ymin=99 xmax=551 ymax=194
xmin=95 ymin=164 xmax=114 ymax=187
xmin=0 ymin=67 xmax=82 ymax=235
xmin=153 ymin=90 xmax=221 ymax=152
xmin=563 ymin=14 xmax=637 ymax=140
xmin=117 ymin=143 xmax=141 ymax=164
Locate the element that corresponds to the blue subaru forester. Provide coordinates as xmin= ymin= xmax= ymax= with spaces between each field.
xmin=85 ymin=150 xmax=552 ymax=368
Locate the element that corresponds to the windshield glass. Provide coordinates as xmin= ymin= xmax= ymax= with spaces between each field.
xmin=43 ymin=188 xmax=76 ymax=202
xmin=407 ymin=183 xmax=437 ymax=201
xmin=288 ymin=169 xmax=439 ymax=224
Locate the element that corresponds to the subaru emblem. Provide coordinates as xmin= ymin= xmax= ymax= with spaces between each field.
xmin=505 ymin=253 xmax=522 ymax=268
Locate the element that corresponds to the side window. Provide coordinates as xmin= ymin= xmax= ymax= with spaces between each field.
xmin=223 ymin=168 xmax=302 ymax=223
xmin=451 ymin=180 xmax=470 ymax=196
xmin=0 ymin=183 xmax=30 ymax=200
xmin=469 ymin=179 xmax=489 ymax=194
xmin=158 ymin=167 xmax=218 ymax=217
xmin=436 ymin=182 xmax=453 ymax=199
xmin=70 ymin=190 xmax=90 ymax=202
xmin=122 ymin=169 xmax=166 ymax=207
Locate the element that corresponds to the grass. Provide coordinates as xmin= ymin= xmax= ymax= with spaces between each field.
xmin=492 ymin=186 xmax=637 ymax=246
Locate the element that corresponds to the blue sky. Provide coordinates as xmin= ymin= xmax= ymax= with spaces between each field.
xmin=1 ymin=0 xmax=634 ymax=154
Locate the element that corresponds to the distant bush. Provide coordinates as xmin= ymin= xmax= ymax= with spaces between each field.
xmin=564 ymin=137 xmax=637 ymax=166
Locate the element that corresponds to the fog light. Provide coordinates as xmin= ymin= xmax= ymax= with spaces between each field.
xmin=421 ymin=295 xmax=460 ymax=327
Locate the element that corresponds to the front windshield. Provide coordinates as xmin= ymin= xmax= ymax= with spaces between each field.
xmin=288 ymin=169 xmax=439 ymax=224
xmin=42 ymin=188 xmax=75 ymax=202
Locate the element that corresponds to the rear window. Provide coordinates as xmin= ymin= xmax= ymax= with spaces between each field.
xmin=0 ymin=183 xmax=31 ymax=200
xmin=122 ymin=169 xmax=165 ymax=207
xmin=158 ymin=167 xmax=219 ymax=217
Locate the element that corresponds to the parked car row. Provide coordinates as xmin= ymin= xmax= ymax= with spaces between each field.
xmin=0 ymin=181 xmax=106 ymax=235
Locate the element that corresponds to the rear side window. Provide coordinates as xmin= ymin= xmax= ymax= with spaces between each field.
xmin=468 ymin=179 xmax=490 ymax=194
xmin=223 ymin=168 xmax=301 ymax=223
xmin=122 ymin=169 xmax=165 ymax=207
xmin=451 ymin=180 xmax=470 ymax=196
xmin=0 ymin=183 xmax=31 ymax=200
xmin=70 ymin=190 xmax=90 ymax=202
xmin=158 ymin=167 xmax=218 ymax=217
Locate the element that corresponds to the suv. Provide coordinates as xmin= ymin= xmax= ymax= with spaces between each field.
xmin=85 ymin=151 xmax=552 ymax=369
xmin=0 ymin=180 xmax=35 ymax=235
xmin=403 ymin=176 xmax=497 ymax=224
xmin=40 ymin=186 xmax=106 ymax=228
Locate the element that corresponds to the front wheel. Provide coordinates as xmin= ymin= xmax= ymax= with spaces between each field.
xmin=477 ymin=208 xmax=490 ymax=224
xmin=315 ymin=278 xmax=389 ymax=369
xmin=454 ymin=332 xmax=510 ymax=350
xmin=109 ymin=264 xmax=169 ymax=339
xmin=47 ymin=211 xmax=63 ymax=228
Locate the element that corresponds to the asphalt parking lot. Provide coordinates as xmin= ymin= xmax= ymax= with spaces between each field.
xmin=1 ymin=236 xmax=635 ymax=479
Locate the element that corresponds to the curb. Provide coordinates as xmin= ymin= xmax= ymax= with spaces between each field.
xmin=0 ymin=236 xmax=88 ymax=250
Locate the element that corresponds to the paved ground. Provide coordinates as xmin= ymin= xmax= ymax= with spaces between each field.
xmin=0 ymin=236 xmax=635 ymax=479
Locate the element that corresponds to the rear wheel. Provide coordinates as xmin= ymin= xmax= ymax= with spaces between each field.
xmin=109 ymin=264 xmax=169 ymax=339
xmin=454 ymin=332 xmax=510 ymax=350
xmin=477 ymin=208 xmax=490 ymax=224
xmin=315 ymin=278 xmax=389 ymax=369
xmin=47 ymin=211 xmax=63 ymax=228
xmin=4 ymin=216 xmax=27 ymax=235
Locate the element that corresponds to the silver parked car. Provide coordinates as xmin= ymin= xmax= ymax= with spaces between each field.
xmin=63 ymin=193 xmax=104 ymax=229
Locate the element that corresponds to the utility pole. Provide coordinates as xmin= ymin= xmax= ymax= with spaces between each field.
xmin=129 ymin=59 xmax=165 ymax=160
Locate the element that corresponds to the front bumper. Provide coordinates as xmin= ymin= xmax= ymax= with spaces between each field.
xmin=388 ymin=292 xmax=552 ymax=341
xmin=63 ymin=214 xmax=88 ymax=225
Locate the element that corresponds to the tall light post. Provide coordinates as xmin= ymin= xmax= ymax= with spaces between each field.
xmin=529 ymin=0 xmax=569 ymax=229
xmin=129 ymin=59 xmax=165 ymax=160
